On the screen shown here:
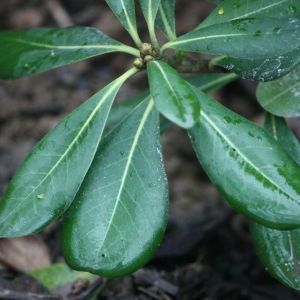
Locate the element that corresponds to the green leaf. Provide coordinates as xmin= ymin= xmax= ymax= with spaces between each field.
xmin=139 ymin=0 xmax=161 ymax=25
xmin=139 ymin=0 xmax=161 ymax=47
xmin=215 ymin=47 xmax=300 ymax=81
xmin=264 ymin=113 xmax=300 ymax=165
xmin=147 ymin=61 xmax=200 ymax=129
xmin=106 ymin=90 xmax=150 ymax=130
xmin=155 ymin=0 xmax=176 ymax=40
xmin=61 ymin=99 xmax=168 ymax=277
xmin=198 ymin=0 xmax=300 ymax=29
xmin=200 ymin=1 xmax=300 ymax=81
xmin=106 ymin=73 xmax=236 ymax=131
xmin=188 ymin=91 xmax=300 ymax=229
xmin=256 ymin=65 xmax=300 ymax=117
xmin=106 ymin=0 xmax=142 ymax=46
xmin=0 ymin=27 xmax=139 ymax=79
xmin=0 ymin=68 xmax=137 ymax=237
xmin=163 ymin=18 xmax=300 ymax=59
xmin=251 ymin=223 xmax=300 ymax=290
xmin=187 ymin=73 xmax=238 ymax=93
xmin=250 ymin=114 xmax=300 ymax=290
xmin=27 ymin=263 xmax=96 ymax=291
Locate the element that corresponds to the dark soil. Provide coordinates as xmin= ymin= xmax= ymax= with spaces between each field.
xmin=0 ymin=1 xmax=300 ymax=299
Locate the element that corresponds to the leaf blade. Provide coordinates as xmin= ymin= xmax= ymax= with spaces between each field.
xmin=264 ymin=113 xmax=300 ymax=165
xmin=250 ymin=113 xmax=300 ymax=290
xmin=139 ymin=0 xmax=161 ymax=46
xmin=198 ymin=0 xmax=300 ymax=29
xmin=188 ymin=91 xmax=300 ymax=229
xmin=61 ymin=99 xmax=168 ymax=277
xmin=147 ymin=60 xmax=200 ymax=128
xmin=251 ymin=223 xmax=300 ymax=289
xmin=139 ymin=0 xmax=161 ymax=26
xmin=164 ymin=18 xmax=300 ymax=59
xmin=0 ymin=27 xmax=136 ymax=79
xmin=215 ymin=47 xmax=300 ymax=81
xmin=106 ymin=73 xmax=237 ymax=131
xmin=256 ymin=65 xmax=300 ymax=117
xmin=0 ymin=68 xmax=136 ymax=237
xmin=155 ymin=0 xmax=176 ymax=40
xmin=106 ymin=0 xmax=142 ymax=46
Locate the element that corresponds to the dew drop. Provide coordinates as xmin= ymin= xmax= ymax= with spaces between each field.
xmin=218 ymin=8 xmax=225 ymax=15
xmin=36 ymin=193 xmax=45 ymax=200
xmin=254 ymin=30 xmax=262 ymax=37
xmin=273 ymin=27 xmax=282 ymax=34
xmin=288 ymin=5 xmax=296 ymax=14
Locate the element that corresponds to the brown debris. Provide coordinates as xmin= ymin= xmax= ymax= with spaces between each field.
xmin=0 ymin=235 xmax=51 ymax=272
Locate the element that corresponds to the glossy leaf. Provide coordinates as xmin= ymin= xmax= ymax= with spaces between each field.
xmin=256 ymin=65 xmax=300 ymax=117
xmin=163 ymin=18 xmax=300 ymax=59
xmin=106 ymin=90 xmax=150 ymax=130
xmin=106 ymin=73 xmax=236 ymax=131
xmin=61 ymin=99 xmax=168 ymax=277
xmin=264 ymin=113 xmax=300 ymax=165
xmin=0 ymin=27 xmax=139 ymax=79
xmin=155 ymin=0 xmax=176 ymax=40
xmin=251 ymin=223 xmax=300 ymax=290
xmin=147 ymin=61 xmax=200 ymax=128
xmin=106 ymin=0 xmax=142 ymax=46
xmin=198 ymin=0 xmax=300 ymax=29
xmin=139 ymin=0 xmax=161 ymax=26
xmin=0 ymin=68 xmax=137 ymax=237
xmin=139 ymin=0 xmax=161 ymax=46
xmin=216 ymin=47 xmax=300 ymax=81
xmin=250 ymin=114 xmax=300 ymax=290
xmin=188 ymin=90 xmax=300 ymax=229
xmin=187 ymin=73 xmax=238 ymax=93
xmin=200 ymin=0 xmax=300 ymax=81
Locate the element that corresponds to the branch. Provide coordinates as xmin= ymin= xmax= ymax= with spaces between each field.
xmin=162 ymin=53 xmax=222 ymax=74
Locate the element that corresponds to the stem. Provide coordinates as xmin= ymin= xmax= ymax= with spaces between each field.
xmin=115 ymin=44 xmax=140 ymax=57
xmin=209 ymin=55 xmax=227 ymax=69
xmin=162 ymin=53 xmax=237 ymax=75
xmin=199 ymin=73 xmax=239 ymax=92
xmin=148 ymin=20 xmax=160 ymax=49
xmin=158 ymin=5 xmax=176 ymax=41
xmin=160 ymin=41 xmax=173 ymax=54
xmin=163 ymin=55 xmax=211 ymax=73
xmin=129 ymin=29 xmax=143 ymax=48
xmin=124 ymin=15 xmax=142 ymax=48
xmin=119 ymin=66 xmax=140 ymax=81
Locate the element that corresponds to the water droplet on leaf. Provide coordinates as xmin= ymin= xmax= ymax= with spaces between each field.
xmin=273 ymin=27 xmax=282 ymax=34
xmin=288 ymin=5 xmax=297 ymax=14
xmin=254 ymin=30 xmax=262 ymax=37
xmin=218 ymin=8 xmax=225 ymax=15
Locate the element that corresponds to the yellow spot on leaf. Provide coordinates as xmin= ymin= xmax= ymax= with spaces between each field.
xmin=218 ymin=8 xmax=225 ymax=15
xmin=37 ymin=193 xmax=45 ymax=200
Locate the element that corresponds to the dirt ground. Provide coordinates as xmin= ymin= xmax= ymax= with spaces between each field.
xmin=0 ymin=1 xmax=300 ymax=299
